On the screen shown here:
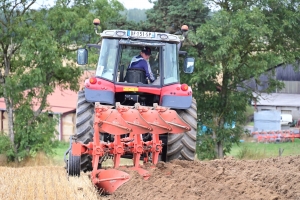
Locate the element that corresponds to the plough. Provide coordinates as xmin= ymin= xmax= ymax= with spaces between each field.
xmin=67 ymin=102 xmax=191 ymax=194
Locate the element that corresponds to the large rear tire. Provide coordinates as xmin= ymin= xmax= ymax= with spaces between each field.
xmin=166 ymin=99 xmax=197 ymax=161
xmin=75 ymin=90 xmax=94 ymax=172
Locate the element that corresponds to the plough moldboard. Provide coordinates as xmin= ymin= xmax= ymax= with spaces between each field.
xmin=67 ymin=102 xmax=191 ymax=194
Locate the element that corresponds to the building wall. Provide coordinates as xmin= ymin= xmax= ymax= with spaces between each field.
xmin=0 ymin=111 xmax=2 ymax=133
xmin=0 ymin=111 xmax=76 ymax=142
xmin=278 ymin=81 xmax=300 ymax=93
xmin=61 ymin=113 xmax=76 ymax=142
xmin=254 ymin=110 xmax=281 ymax=131
xmin=0 ymin=111 xmax=9 ymax=134
xmin=255 ymin=106 xmax=300 ymax=120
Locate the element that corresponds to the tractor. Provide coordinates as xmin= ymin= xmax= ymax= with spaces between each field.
xmin=65 ymin=18 xmax=197 ymax=194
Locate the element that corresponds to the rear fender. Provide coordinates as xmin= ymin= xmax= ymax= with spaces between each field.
xmin=84 ymin=78 xmax=115 ymax=91
xmin=160 ymin=84 xmax=192 ymax=109
xmin=84 ymin=78 xmax=115 ymax=104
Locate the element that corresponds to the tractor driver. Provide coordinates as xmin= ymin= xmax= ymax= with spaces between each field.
xmin=127 ymin=47 xmax=156 ymax=83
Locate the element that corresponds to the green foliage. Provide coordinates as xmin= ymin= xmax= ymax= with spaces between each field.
xmin=0 ymin=132 xmax=14 ymax=161
xmin=0 ymin=0 xmax=124 ymax=162
xmin=12 ymin=104 xmax=58 ymax=161
xmin=197 ymin=128 xmax=216 ymax=160
xmin=245 ymin=105 xmax=255 ymax=124
xmin=145 ymin=0 xmax=209 ymax=33
xmin=186 ymin=0 xmax=300 ymax=158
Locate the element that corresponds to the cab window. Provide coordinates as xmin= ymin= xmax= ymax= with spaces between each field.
xmin=95 ymin=39 xmax=118 ymax=81
xmin=163 ymin=43 xmax=179 ymax=85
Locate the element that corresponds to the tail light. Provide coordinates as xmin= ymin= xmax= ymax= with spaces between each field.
xmin=181 ymin=84 xmax=189 ymax=91
xmin=89 ymin=77 xmax=97 ymax=84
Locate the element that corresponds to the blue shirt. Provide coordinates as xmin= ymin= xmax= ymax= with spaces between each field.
xmin=128 ymin=55 xmax=155 ymax=82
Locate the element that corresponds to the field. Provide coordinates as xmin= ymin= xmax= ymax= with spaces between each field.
xmin=0 ymin=166 xmax=100 ymax=200
xmin=1 ymin=140 xmax=300 ymax=200
xmin=229 ymin=137 xmax=300 ymax=159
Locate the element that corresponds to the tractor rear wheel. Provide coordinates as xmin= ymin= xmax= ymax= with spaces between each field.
xmin=166 ymin=99 xmax=197 ymax=161
xmin=75 ymin=90 xmax=94 ymax=172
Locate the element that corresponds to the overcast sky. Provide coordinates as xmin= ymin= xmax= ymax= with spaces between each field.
xmin=33 ymin=0 xmax=154 ymax=9
xmin=119 ymin=0 xmax=153 ymax=9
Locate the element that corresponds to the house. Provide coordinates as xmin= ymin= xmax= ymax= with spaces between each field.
xmin=0 ymin=87 xmax=78 ymax=141
xmin=0 ymin=70 xmax=95 ymax=142
xmin=253 ymin=93 xmax=300 ymax=120
xmin=248 ymin=63 xmax=300 ymax=120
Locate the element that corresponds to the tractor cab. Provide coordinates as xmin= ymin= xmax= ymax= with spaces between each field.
xmin=77 ymin=27 xmax=195 ymax=108
xmin=78 ymin=30 xmax=195 ymax=87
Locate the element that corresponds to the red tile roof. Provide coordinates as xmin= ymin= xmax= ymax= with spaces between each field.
xmin=0 ymin=87 xmax=78 ymax=114
xmin=47 ymin=87 xmax=78 ymax=113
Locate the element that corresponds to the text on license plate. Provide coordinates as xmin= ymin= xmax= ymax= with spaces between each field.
xmin=123 ymin=87 xmax=138 ymax=92
xmin=127 ymin=31 xmax=155 ymax=38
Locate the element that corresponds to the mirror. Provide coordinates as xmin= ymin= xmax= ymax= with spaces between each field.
xmin=183 ymin=57 xmax=195 ymax=73
xmin=77 ymin=48 xmax=88 ymax=65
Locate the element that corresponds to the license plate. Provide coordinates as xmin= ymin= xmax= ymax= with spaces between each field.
xmin=123 ymin=87 xmax=138 ymax=92
xmin=127 ymin=30 xmax=155 ymax=38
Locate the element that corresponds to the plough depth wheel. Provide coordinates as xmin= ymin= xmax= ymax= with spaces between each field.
xmin=68 ymin=151 xmax=81 ymax=177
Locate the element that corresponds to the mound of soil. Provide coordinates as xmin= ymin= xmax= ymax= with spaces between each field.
xmin=107 ymin=156 xmax=300 ymax=200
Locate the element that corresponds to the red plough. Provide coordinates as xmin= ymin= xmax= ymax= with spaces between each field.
xmin=67 ymin=102 xmax=191 ymax=194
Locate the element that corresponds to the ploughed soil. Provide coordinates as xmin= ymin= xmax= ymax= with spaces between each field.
xmin=2 ymin=155 xmax=300 ymax=200
xmin=106 ymin=156 xmax=300 ymax=200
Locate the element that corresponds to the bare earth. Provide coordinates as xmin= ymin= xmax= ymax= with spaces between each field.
xmin=2 ymin=156 xmax=300 ymax=200
xmin=108 ymin=156 xmax=300 ymax=200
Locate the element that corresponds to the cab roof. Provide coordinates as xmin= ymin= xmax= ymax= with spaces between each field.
xmin=100 ymin=30 xmax=182 ymax=44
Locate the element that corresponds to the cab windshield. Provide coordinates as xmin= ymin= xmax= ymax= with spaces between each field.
xmin=96 ymin=38 xmax=179 ymax=86
xmin=95 ymin=39 xmax=119 ymax=81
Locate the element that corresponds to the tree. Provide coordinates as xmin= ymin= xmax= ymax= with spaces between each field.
xmin=0 ymin=0 xmax=124 ymax=161
xmin=190 ymin=0 xmax=300 ymax=159
xmin=146 ymin=0 xmax=209 ymax=33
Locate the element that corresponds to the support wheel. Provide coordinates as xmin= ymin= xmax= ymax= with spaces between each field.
xmin=68 ymin=151 xmax=81 ymax=176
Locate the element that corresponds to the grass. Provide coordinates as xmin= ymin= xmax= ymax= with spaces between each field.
xmin=52 ymin=141 xmax=70 ymax=166
xmin=2 ymin=137 xmax=299 ymax=167
xmin=0 ymin=142 xmax=70 ymax=167
xmin=51 ymin=137 xmax=300 ymax=163
xmin=246 ymin=122 xmax=254 ymax=126
xmin=228 ymin=138 xmax=300 ymax=159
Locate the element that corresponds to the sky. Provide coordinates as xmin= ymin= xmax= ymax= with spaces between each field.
xmin=33 ymin=0 xmax=154 ymax=10
xmin=119 ymin=0 xmax=154 ymax=9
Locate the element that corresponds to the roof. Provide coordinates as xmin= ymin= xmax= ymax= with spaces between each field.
xmin=0 ymin=70 xmax=96 ymax=114
xmin=253 ymin=93 xmax=300 ymax=107
xmin=0 ymin=87 xmax=78 ymax=114
xmin=244 ymin=62 xmax=300 ymax=92
xmin=276 ymin=63 xmax=300 ymax=81
xmin=100 ymin=30 xmax=182 ymax=43
xmin=46 ymin=87 xmax=78 ymax=113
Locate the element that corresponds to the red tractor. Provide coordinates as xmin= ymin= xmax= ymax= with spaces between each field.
xmin=65 ymin=19 xmax=197 ymax=194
